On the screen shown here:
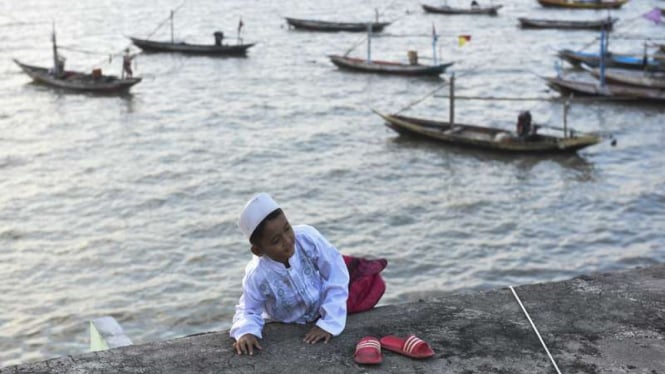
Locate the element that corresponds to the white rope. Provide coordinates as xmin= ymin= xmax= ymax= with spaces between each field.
xmin=510 ymin=286 xmax=562 ymax=374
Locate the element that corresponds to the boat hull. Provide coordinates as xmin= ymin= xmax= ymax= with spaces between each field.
xmin=518 ymin=17 xmax=617 ymax=30
xmin=329 ymin=55 xmax=453 ymax=76
xmin=587 ymin=67 xmax=665 ymax=89
xmin=376 ymin=112 xmax=600 ymax=154
xmin=537 ymin=0 xmax=629 ymax=9
xmin=13 ymin=59 xmax=141 ymax=93
xmin=284 ymin=17 xmax=390 ymax=32
xmin=545 ymin=76 xmax=665 ymax=101
xmin=130 ymin=37 xmax=254 ymax=56
xmin=422 ymin=4 xmax=503 ymax=15
xmin=557 ymin=49 xmax=665 ymax=71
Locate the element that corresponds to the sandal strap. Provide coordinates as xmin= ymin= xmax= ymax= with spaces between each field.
xmin=403 ymin=335 xmax=426 ymax=354
xmin=355 ymin=339 xmax=381 ymax=353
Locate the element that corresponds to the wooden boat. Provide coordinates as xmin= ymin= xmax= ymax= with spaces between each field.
xmin=421 ymin=3 xmax=503 ymax=15
xmin=545 ymin=76 xmax=665 ymax=102
xmin=518 ymin=17 xmax=618 ymax=30
xmin=284 ymin=17 xmax=391 ymax=32
xmin=548 ymin=28 xmax=665 ymax=102
xmin=130 ymin=10 xmax=254 ymax=56
xmin=375 ymin=111 xmax=600 ymax=154
xmin=13 ymin=28 xmax=140 ymax=93
xmin=536 ymin=0 xmax=629 ymax=9
xmin=329 ymin=55 xmax=453 ymax=76
xmin=557 ymin=49 xmax=665 ymax=71
xmin=14 ymin=59 xmax=141 ymax=93
xmin=585 ymin=66 xmax=665 ymax=88
xmin=330 ymin=24 xmax=453 ymax=77
xmin=129 ymin=37 xmax=254 ymax=56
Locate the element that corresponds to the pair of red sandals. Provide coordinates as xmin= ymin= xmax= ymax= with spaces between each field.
xmin=354 ymin=335 xmax=434 ymax=364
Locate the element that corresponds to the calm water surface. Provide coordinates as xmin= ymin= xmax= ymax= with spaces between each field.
xmin=1 ymin=0 xmax=664 ymax=367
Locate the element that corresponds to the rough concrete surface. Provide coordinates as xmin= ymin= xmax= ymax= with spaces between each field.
xmin=2 ymin=264 xmax=664 ymax=373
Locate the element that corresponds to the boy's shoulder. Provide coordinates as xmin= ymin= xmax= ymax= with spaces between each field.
xmin=242 ymin=256 xmax=263 ymax=278
xmin=294 ymin=223 xmax=315 ymax=234
xmin=293 ymin=224 xmax=323 ymax=237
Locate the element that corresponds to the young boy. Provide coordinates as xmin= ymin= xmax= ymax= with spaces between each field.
xmin=230 ymin=193 xmax=350 ymax=355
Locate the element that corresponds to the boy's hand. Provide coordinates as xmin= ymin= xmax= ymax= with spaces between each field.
xmin=233 ymin=334 xmax=262 ymax=355
xmin=303 ymin=326 xmax=332 ymax=344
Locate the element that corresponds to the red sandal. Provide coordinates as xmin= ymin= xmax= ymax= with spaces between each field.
xmin=354 ymin=336 xmax=382 ymax=364
xmin=380 ymin=335 xmax=434 ymax=359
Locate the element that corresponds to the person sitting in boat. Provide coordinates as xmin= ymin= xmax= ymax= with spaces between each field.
xmin=471 ymin=0 xmax=480 ymax=8
xmin=214 ymin=31 xmax=225 ymax=46
xmin=122 ymin=48 xmax=135 ymax=79
xmin=49 ymin=55 xmax=66 ymax=77
xmin=516 ymin=110 xmax=536 ymax=139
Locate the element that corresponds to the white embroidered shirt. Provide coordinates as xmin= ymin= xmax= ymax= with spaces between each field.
xmin=230 ymin=224 xmax=349 ymax=340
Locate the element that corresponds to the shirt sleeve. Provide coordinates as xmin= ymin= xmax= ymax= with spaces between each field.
xmin=304 ymin=226 xmax=350 ymax=336
xmin=229 ymin=269 xmax=266 ymax=340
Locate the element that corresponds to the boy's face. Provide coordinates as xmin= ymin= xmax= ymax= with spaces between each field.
xmin=252 ymin=212 xmax=295 ymax=266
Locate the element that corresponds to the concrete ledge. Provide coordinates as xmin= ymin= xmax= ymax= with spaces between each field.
xmin=2 ymin=264 xmax=664 ymax=373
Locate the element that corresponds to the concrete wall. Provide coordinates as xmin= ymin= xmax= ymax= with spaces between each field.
xmin=2 ymin=264 xmax=664 ymax=373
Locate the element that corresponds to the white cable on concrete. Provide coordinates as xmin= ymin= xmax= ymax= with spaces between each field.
xmin=510 ymin=286 xmax=562 ymax=374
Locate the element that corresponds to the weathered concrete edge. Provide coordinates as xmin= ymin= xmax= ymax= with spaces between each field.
xmin=3 ymin=264 xmax=664 ymax=374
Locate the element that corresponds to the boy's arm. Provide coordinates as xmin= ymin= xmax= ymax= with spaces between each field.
xmin=308 ymin=227 xmax=350 ymax=336
xmin=230 ymin=278 xmax=266 ymax=340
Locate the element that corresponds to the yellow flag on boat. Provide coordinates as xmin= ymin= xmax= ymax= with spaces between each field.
xmin=458 ymin=35 xmax=471 ymax=47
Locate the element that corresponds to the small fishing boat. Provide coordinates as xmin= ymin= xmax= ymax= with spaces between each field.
xmin=518 ymin=17 xmax=618 ymax=30
xmin=330 ymin=25 xmax=453 ymax=77
xmin=536 ymin=0 xmax=629 ymax=9
xmin=14 ymin=59 xmax=141 ymax=93
xmin=421 ymin=3 xmax=503 ymax=15
xmin=557 ymin=49 xmax=664 ymax=71
xmin=129 ymin=36 xmax=254 ymax=56
xmin=130 ymin=10 xmax=254 ymax=56
xmin=545 ymin=76 xmax=665 ymax=102
xmin=585 ymin=65 xmax=665 ymax=88
xmin=13 ymin=29 xmax=140 ymax=93
xmin=284 ymin=17 xmax=391 ymax=32
xmin=329 ymin=55 xmax=453 ymax=76
xmin=548 ymin=31 xmax=665 ymax=102
xmin=375 ymin=111 xmax=600 ymax=153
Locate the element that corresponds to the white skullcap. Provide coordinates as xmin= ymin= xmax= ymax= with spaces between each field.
xmin=238 ymin=192 xmax=280 ymax=239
